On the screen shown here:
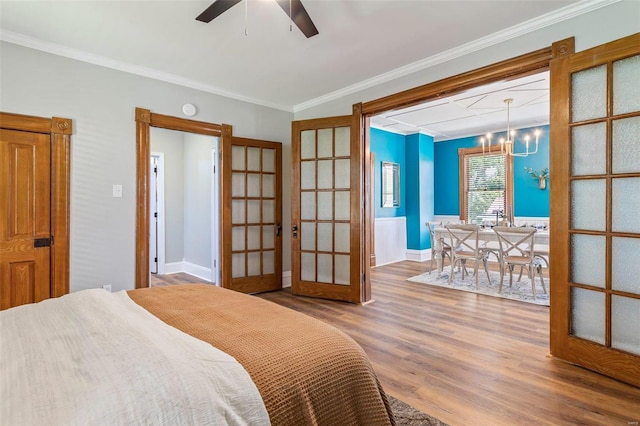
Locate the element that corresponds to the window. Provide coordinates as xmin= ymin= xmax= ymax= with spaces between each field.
xmin=458 ymin=147 xmax=513 ymax=224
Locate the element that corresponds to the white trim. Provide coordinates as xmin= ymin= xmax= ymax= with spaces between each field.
xmin=293 ymin=0 xmax=620 ymax=112
xmin=433 ymin=215 xmax=549 ymax=226
xmin=0 ymin=30 xmax=292 ymax=113
xmin=163 ymin=262 xmax=184 ymax=275
xmin=434 ymin=215 xmax=461 ymax=225
xmin=183 ymin=262 xmax=212 ymax=282
xmin=161 ymin=261 xmax=212 ymax=283
xmin=0 ymin=0 xmax=618 ymax=113
xmin=375 ymin=216 xmax=406 ymax=222
xmin=282 ymin=270 xmax=292 ymax=288
xmin=369 ymin=123 xmax=428 ymax=136
xmin=406 ymin=249 xmax=432 ymax=263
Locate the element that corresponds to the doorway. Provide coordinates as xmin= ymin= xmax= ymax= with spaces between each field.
xmin=136 ymin=108 xmax=283 ymax=293
xmin=148 ymin=129 xmax=220 ymax=285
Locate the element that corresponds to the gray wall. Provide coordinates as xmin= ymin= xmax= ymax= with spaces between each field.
xmin=150 ymin=128 xmax=185 ymax=264
xmin=0 ymin=1 xmax=636 ymax=292
xmin=0 ymin=42 xmax=292 ymax=292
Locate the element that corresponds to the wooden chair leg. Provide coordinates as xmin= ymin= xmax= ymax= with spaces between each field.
xmin=530 ymin=265 xmax=536 ymax=300
xmin=498 ymin=263 xmax=505 ymax=293
xmin=483 ymin=258 xmax=491 ymax=284
xmin=538 ymin=265 xmax=547 ymax=294
xmin=448 ymin=259 xmax=457 ymax=285
xmin=508 ymin=265 xmax=515 ymax=288
xmin=474 ymin=263 xmax=480 ymax=289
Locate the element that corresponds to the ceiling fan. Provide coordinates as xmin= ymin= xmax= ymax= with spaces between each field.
xmin=196 ymin=0 xmax=319 ymax=38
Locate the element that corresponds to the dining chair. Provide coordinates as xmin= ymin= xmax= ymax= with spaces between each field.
xmin=426 ymin=222 xmax=452 ymax=274
xmin=492 ymin=226 xmax=547 ymax=300
xmin=444 ymin=224 xmax=492 ymax=288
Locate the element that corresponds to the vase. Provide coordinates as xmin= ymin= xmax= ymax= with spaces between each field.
xmin=538 ymin=177 xmax=547 ymax=190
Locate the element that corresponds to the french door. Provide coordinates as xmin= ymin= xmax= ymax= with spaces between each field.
xmin=291 ymin=107 xmax=369 ymax=303
xmin=221 ymin=133 xmax=282 ymax=293
xmin=549 ymin=33 xmax=640 ymax=386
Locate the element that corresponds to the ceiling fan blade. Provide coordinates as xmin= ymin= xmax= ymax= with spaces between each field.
xmin=196 ymin=0 xmax=242 ymax=23
xmin=275 ymin=0 xmax=319 ymax=38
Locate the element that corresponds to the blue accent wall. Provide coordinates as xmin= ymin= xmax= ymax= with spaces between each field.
xmin=405 ymin=133 xmax=435 ymax=249
xmin=370 ymin=128 xmax=406 ymax=217
xmin=434 ymin=125 xmax=550 ymax=217
xmin=371 ymin=129 xmax=435 ymax=250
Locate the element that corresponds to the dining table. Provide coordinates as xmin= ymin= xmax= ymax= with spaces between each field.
xmin=432 ymin=227 xmax=550 ymax=277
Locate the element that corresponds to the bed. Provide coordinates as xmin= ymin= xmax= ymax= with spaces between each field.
xmin=1 ymin=284 xmax=395 ymax=425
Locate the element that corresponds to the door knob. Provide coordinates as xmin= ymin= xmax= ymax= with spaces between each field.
xmin=292 ymin=225 xmax=298 ymax=238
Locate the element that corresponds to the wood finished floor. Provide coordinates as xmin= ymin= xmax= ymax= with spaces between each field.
xmin=150 ymin=262 xmax=640 ymax=426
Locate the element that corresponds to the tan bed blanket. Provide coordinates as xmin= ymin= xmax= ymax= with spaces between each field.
xmin=129 ymin=284 xmax=395 ymax=426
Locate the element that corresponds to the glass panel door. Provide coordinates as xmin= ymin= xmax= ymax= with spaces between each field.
xmin=221 ymin=134 xmax=282 ymax=293
xmin=550 ymin=33 xmax=640 ymax=387
xmin=291 ymin=113 xmax=366 ymax=303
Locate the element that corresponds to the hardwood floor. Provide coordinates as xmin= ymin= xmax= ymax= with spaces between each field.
xmin=150 ymin=262 xmax=640 ymax=426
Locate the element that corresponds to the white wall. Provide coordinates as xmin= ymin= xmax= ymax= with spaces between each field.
xmin=151 ymin=128 xmax=185 ymax=263
xmin=183 ymin=133 xmax=217 ymax=269
xmin=0 ymin=42 xmax=292 ymax=292
xmin=374 ymin=217 xmax=407 ymax=266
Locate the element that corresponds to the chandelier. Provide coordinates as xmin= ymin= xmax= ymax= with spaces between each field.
xmin=480 ymin=98 xmax=541 ymax=157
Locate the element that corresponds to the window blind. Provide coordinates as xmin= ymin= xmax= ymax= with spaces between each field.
xmin=464 ymin=153 xmax=506 ymax=224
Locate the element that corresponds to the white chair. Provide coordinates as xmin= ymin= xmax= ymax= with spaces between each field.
xmin=492 ymin=226 xmax=547 ymax=300
xmin=426 ymin=222 xmax=452 ymax=274
xmin=445 ymin=224 xmax=492 ymax=288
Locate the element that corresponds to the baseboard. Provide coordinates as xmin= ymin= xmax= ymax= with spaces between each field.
xmin=163 ymin=262 xmax=184 ymax=275
xmin=406 ymin=249 xmax=432 ymax=262
xmin=282 ymin=270 xmax=292 ymax=288
xmin=374 ymin=257 xmax=409 ymax=267
xmin=162 ymin=261 xmax=212 ymax=282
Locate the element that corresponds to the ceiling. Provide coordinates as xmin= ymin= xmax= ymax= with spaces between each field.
xmin=1 ymin=0 xmax=589 ymax=109
xmin=371 ymin=70 xmax=550 ymax=141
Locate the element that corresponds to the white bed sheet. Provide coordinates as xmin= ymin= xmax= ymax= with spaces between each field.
xmin=0 ymin=289 xmax=270 ymax=426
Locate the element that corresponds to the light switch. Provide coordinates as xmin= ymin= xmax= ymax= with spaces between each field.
xmin=112 ymin=184 xmax=123 ymax=198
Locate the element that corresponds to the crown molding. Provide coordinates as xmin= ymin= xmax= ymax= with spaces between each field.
xmin=293 ymin=0 xmax=621 ymax=113
xmin=0 ymin=29 xmax=293 ymax=113
xmin=0 ymin=0 xmax=619 ymax=113
xmin=370 ymin=123 xmax=435 ymax=137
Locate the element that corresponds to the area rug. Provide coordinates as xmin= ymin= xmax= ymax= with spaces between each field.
xmin=389 ymin=395 xmax=448 ymax=426
xmin=407 ymin=266 xmax=549 ymax=306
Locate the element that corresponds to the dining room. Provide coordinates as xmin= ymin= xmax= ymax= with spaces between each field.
xmin=369 ymin=70 xmax=551 ymax=305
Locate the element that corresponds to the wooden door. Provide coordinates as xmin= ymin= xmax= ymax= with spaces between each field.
xmin=0 ymin=129 xmax=51 ymax=309
xmin=221 ymin=131 xmax=282 ymax=293
xmin=549 ymin=32 xmax=640 ymax=387
xmin=291 ymin=106 xmax=369 ymax=303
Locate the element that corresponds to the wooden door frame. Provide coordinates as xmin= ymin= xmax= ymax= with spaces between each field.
xmin=134 ymin=108 xmax=223 ymax=288
xmin=361 ymin=38 xmax=573 ymax=282
xmin=361 ymin=40 xmax=573 ymax=116
xmin=0 ymin=111 xmax=72 ymax=298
